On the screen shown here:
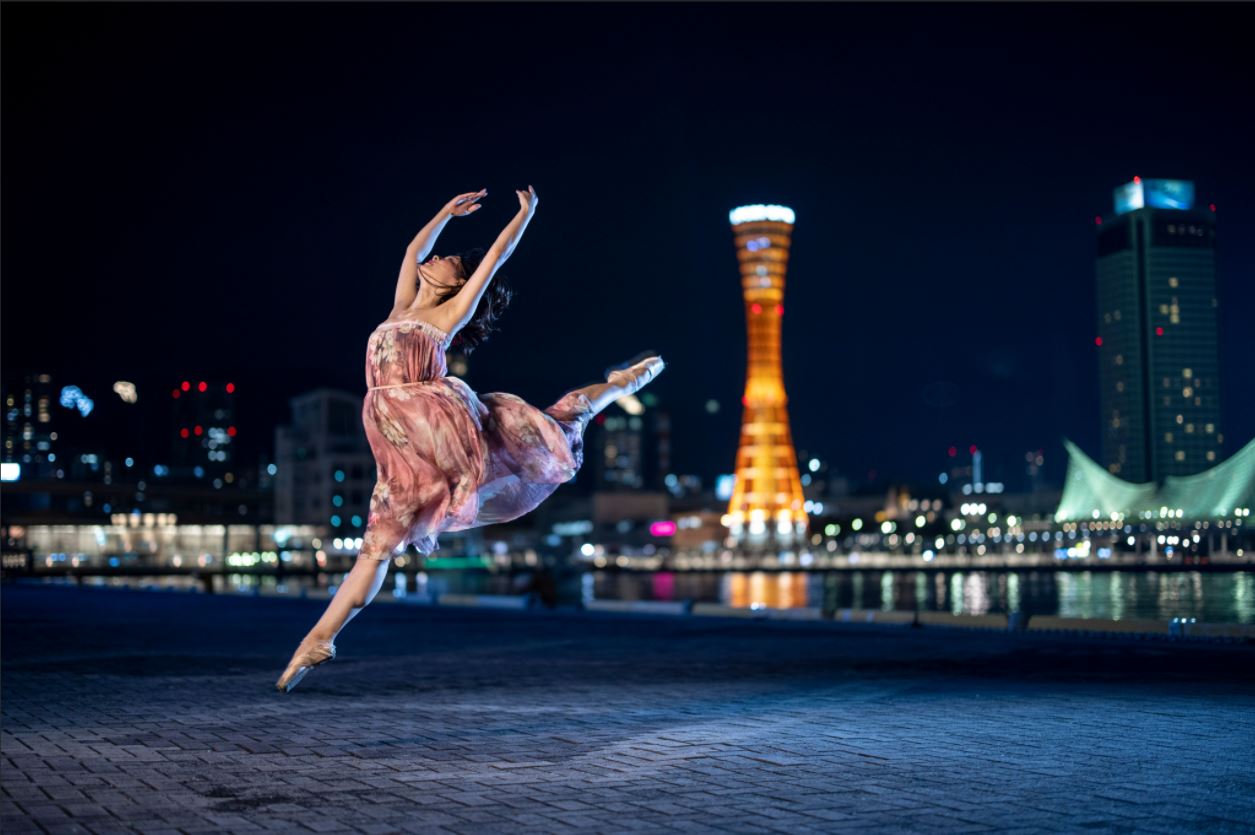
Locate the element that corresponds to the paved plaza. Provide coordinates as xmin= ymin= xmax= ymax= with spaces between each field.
xmin=2 ymin=584 xmax=1254 ymax=834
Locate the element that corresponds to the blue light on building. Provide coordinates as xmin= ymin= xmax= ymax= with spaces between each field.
xmin=1113 ymin=178 xmax=1195 ymax=215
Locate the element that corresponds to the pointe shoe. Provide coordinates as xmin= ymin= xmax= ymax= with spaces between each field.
xmin=275 ymin=637 xmax=336 ymax=693
xmin=605 ymin=353 xmax=665 ymax=396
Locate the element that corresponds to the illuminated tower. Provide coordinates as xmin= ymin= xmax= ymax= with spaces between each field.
xmin=723 ymin=205 xmax=808 ymax=547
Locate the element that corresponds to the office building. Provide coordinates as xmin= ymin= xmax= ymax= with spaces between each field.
xmin=1095 ymin=178 xmax=1222 ymax=481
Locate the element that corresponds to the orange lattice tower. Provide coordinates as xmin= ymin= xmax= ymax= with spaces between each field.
xmin=722 ymin=204 xmax=808 ymax=548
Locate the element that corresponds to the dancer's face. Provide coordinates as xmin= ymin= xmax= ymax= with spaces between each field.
xmin=420 ymin=254 xmax=466 ymax=291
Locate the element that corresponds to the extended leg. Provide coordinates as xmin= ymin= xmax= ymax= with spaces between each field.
xmin=568 ymin=356 xmax=665 ymax=415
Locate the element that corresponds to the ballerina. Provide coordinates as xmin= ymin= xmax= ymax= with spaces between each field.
xmin=276 ymin=185 xmax=664 ymax=692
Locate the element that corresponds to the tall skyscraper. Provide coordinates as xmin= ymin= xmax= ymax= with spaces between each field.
xmin=1095 ymin=178 xmax=1222 ymax=482
xmin=723 ymin=205 xmax=807 ymax=547
xmin=593 ymin=401 xmax=670 ymax=491
xmin=171 ymin=378 xmax=238 ymax=482
xmin=2 ymin=373 xmax=58 ymax=479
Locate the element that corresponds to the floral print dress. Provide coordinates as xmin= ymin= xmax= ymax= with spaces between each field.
xmin=359 ymin=318 xmax=593 ymax=560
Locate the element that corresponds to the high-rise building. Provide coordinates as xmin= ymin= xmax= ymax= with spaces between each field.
xmin=274 ymin=389 xmax=374 ymax=540
xmin=592 ymin=398 xmax=670 ymax=491
xmin=171 ymin=378 xmax=238 ymax=483
xmin=723 ymin=204 xmax=808 ymax=547
xmin=2 ymin=373 xmax=58 ymax=479
xmin=1095 ymin=178 xmax=1222 ymax=482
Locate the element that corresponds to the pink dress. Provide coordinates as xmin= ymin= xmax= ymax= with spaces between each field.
xmin=359 ymin=318 xmax=593 ymax=560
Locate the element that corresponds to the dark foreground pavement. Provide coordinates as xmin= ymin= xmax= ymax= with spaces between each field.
xmin=2 ymin=585 xmax=1254 ymax=835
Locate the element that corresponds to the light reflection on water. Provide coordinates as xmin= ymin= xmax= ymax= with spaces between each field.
xmin=592 ymin=570 xmax=1255 ymax=624
xmin=55 ymin=568 xmax=1255 ymax=624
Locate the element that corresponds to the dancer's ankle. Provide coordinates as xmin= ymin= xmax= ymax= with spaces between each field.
xmin=305 ymin=628 xmax=336 ymax=645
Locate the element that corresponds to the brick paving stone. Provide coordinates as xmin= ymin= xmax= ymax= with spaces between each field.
xmin=3 ymin=584 xmax=1254 ymax=834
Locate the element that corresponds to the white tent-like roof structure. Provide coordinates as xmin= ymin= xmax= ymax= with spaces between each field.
xmin=1054 ymin=436 xmax=1255 ymax=523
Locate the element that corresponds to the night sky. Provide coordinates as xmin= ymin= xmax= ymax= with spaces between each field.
xmin=4 ymin=3 xmax=1252 ymax=490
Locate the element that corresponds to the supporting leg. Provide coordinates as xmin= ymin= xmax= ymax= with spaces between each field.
xmin=277 ymin=499 xmax=416 ymax=691
xmin=304 ymin=555 xmax=392 ymax=643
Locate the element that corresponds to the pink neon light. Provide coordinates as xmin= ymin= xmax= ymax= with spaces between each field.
xmin=649 ymin=520 xmax=677 ymax=537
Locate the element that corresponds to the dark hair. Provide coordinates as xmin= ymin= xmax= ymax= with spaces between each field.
xmin=431 ymin=247 xmax=513 ymax=354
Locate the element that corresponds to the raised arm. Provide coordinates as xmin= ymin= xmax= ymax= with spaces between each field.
xmin=444 ymin=186 xmax=538 ymax=332
xmin=393 ymin=189 xmax=486 ymax=311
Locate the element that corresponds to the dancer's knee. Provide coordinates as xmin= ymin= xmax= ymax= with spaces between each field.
xmin=356 ymin=552 xmax=394 ymax=566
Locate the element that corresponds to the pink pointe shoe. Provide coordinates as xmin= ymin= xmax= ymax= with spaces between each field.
xmin=275 ymin=637 xmax=336 ymax=693
xmin=605 ymin=354 xmax=665 ymax=396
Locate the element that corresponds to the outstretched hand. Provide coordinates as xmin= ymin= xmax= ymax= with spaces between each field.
xmin=516 ymin=185 xmax=538 ymax=215
xmin=445 ymin=189 xmax=487 ymax=217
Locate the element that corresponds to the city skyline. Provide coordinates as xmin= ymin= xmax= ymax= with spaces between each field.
xmin=3 ymin=3 xmax=1252 ymax=489
xmin=3 ymin=7 xmax=1253 ymax=833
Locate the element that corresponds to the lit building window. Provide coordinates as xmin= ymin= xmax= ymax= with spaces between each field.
xmin=1205 ymin=423 xmax=1215 ymax=434
xmin=1174 ymin=450 xmax=1185 ymax=462
xmin=1168 ymin=277 xmax=1179 ymax=287
xmin=1164 ymin=433 xmax=1173 ymax=443
xmin=1206 ymin=451 xmax=1216 ymax=461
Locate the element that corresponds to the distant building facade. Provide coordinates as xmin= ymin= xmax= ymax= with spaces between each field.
xmin=274 ymin=389 xmax=374 ymax=541
xmin=592 ymin=400 xmax=670 ymax=491
xmin=1095 ymin=178 xmax=1222 ymax=482
xmin=2 ymin=373 xmax=59 ymax=480
xmin=170 ymin=378 xmax=239 ymax=483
